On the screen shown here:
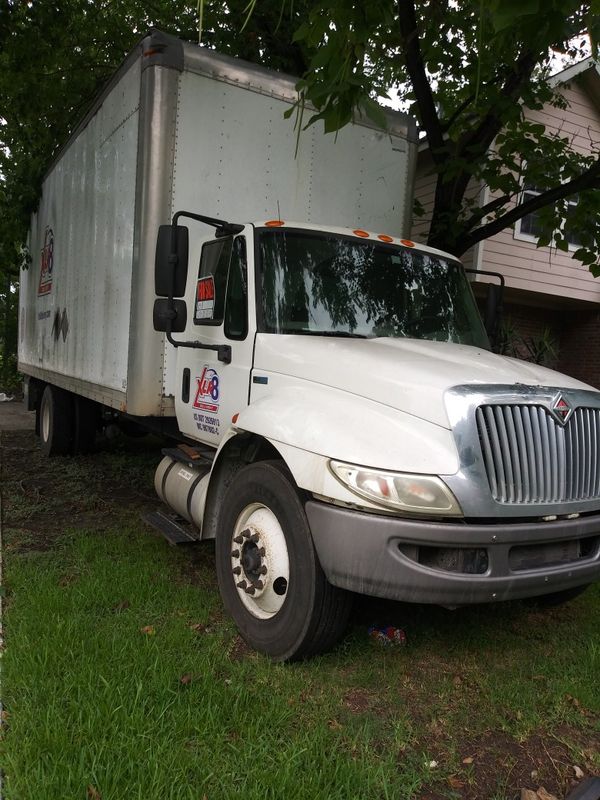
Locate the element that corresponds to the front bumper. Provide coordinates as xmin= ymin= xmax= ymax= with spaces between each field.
xmin=305 ymin=500 xmax=600 ymax=605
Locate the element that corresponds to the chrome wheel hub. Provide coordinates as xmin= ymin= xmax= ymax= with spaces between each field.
xmin=230 ymin=503 xmax=290 ymax=619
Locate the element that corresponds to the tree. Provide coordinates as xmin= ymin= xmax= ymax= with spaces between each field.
xmin=286 ymin=0 xmax=600 ymax=271
xmin=3 ymin=0 xmax=600 ymax=285
xmin=0 ymin=0 xmax=308 ymax=283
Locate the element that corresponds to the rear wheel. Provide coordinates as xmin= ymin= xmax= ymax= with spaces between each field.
xmin=72 ymin=396 xmax=99 ymax=454
xmin=215 ymin=460 xmax=351 ymax=661
xmin=39 ymin=385 xmax=74 ymax=456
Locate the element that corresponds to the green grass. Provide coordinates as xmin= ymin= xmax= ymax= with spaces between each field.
xmin=1 ymin=433 xmax=600 ymax=798
xmin=3 ymin=522 xmax=600 ymax=799
xmin=1 ymin=526 xmax=427 ymax=799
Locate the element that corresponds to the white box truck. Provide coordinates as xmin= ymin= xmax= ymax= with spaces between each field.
xmin=19 ymin=31 xmax=600 ymax=661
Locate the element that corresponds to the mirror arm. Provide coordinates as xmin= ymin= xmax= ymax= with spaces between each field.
xmin=464 ymin=268 xmax=505 ymax=297
xmin=464 ymin=267 xmax=505 ymax=346
xmin=165 ymin=322 xmax=232 ymax=364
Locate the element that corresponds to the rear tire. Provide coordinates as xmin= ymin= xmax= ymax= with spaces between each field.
xmin=215 ymin=460 xmax=351 ymax=661
xmin=72 ymin=396 xmax=99 ymax=454
xmin=39 ymin=385 xmax=74 ymax=456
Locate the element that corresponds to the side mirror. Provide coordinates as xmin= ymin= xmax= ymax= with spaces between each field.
xmin=155 ymin=224 xmax=189 ymax=297
xmin=153 ymin=299 xmax=187 ymax=332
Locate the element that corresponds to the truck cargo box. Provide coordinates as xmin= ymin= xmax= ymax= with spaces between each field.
xmin=19 ymin=30 xmax=418 ymax=417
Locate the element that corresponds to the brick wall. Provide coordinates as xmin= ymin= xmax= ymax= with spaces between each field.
xmin=500 ymin=303 xmax=563 ymax=370
xmin=482 ymin=300 xmax=600 ymax=389
xmin=558 ymin=311 xmax=600 ymax=389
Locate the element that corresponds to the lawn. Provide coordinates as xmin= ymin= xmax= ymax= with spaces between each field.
xmin=1 ymin=428 xmax=599 ymax=800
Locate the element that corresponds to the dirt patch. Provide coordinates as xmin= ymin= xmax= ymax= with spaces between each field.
xmin=343 ymin=688 xmax=377 ymax=714
xmin=0 ymin=429 xmax=161 ymax=552
xmin=0 ymin=400 xmax=35 ymax=432
xmin=417 ymin=727 xmax=600 ymax=800
xmin=227 ymin=634 xmax=255 ymax=662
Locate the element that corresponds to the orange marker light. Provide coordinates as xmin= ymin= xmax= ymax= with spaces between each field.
xmin=378 ymin=234 xmax=394 ymax=243
xmin=400 ymin=239 xmax=415 ymax=247
xmin=232 ymin=413 xmax=239 ymax=424
xmin=353 ymin=229 xmax=370 ymax=238
xmin=265 ymin=220 xmax=285 ymax=227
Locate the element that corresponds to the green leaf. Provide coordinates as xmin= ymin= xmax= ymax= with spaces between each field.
xmin=554 ymin=236 xmax=569 ymax=252
xmin=488 ymin=0 xmax=541 ymax=33
xmin=361 ymin=97 xmax=388 ymax=130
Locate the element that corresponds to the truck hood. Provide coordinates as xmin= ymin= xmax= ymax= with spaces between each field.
xmin=253 ymin=334 xmax=594 ymax=429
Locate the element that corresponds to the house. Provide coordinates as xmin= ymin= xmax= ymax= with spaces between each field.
xmin=413 ymin=57 xmax=600 ymax=387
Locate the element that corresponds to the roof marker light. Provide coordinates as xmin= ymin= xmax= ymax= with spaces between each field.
xmin=378 ymin=234 xmax=394 ymax=243
xmin=353 ymin=229 xmax=370 ymax=238
xmin=265 ymin=220 xmax=285 ymax=227
xmin=400 ymin=239 xmax=415 ymax=247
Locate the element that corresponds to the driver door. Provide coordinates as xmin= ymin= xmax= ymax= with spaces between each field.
xmin=175 ymin=233 xmax=254 ymax=447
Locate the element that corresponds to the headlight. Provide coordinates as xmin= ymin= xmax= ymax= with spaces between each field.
xmin=329 ymin=461 xmax=462 ymax=516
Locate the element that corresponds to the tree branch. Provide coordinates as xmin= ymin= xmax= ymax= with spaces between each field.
xmin=429 ymin=45 xmax=544 ymax=248
xmin=396 ymin=0 xmax=446 ymax=164
xmin=461 ymin=191 xmax=515 ymax=229
xmin=455 ymin=160 xmax=600 ymax=255
xmin=455 ymin=48 xmax=539 ymax=163
xmin=441 ymin=92 xmax=476 ymax=134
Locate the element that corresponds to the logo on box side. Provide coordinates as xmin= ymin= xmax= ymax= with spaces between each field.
xmin=38 ymin=227 xmax=54 ymax=296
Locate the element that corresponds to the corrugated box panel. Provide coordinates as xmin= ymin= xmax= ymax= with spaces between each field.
xmin=20 ymin=59 xmax=141 ymax=402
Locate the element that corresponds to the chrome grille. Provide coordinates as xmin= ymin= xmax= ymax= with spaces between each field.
xmin=476 ymin=404 xmax=600 ymax=504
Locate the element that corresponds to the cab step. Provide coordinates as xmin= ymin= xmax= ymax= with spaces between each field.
xmin=161 ymin=443 xmax=215 ymax=470
xmin=143 ymin=509 xmax=200 ymax=546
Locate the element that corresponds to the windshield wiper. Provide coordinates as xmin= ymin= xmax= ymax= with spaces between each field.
xmin=293 ymin=330 xmax=371 ymax=339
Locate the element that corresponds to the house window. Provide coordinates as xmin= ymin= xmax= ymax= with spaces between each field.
xmin=514 ymin=182 xmax=581 ymax=248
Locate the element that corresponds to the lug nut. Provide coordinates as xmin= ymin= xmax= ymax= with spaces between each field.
xmin=232 ymin=566 xmax=241 ymax=575
xmin=231 ymin=549 xmax=240 ymax=558
xmin=249 ymin=534 xmax=259 ymax=543
xmin=259 ymin=566 xmax=267 ymax=575
xmin=236 ymin=580 xmax=247 ymax=590
xmin=254 ymin=580 xmax=264 ymax=590
xmin=259 ymin=547 xmax=266 ymax=557
xmin=245 ymin=586 xmax=256 ymax=595
xmin=242 ymin=529 xmax=252 ymax=539
xmin=233 ymin=535 xmax=244 ymax=544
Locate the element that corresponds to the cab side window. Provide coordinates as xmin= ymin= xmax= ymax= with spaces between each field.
xmin=194 ymin=236 xmax=247 ymax=340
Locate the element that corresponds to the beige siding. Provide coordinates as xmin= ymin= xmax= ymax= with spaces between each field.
xmin=415 ymin=75 xmax=600 ymax=305
xmin=480 ymin=79 xmax=600 ymax=304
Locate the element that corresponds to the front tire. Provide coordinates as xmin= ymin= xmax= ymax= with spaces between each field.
xmin=39 ymin=385 xmax=74 ymax=456
xmin=216 ymin=461 xmax=351 ymax=661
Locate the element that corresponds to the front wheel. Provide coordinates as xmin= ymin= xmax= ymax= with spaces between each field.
xmin=215 ymin=461 xmax=351 ymax=661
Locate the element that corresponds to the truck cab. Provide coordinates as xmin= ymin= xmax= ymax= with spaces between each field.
xmin=152 ymin=216 xmax=600 ymax=661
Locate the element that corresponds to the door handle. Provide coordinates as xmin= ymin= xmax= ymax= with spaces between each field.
xmin=182 ymin=368 xmax=190 ymax=403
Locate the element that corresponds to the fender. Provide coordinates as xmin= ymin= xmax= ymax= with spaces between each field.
xmin=227 ymin=382 xmax=460 ymax=477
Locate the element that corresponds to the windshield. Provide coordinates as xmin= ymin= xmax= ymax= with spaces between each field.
xmin=258 ymin=230 xmax=489 ymax=348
